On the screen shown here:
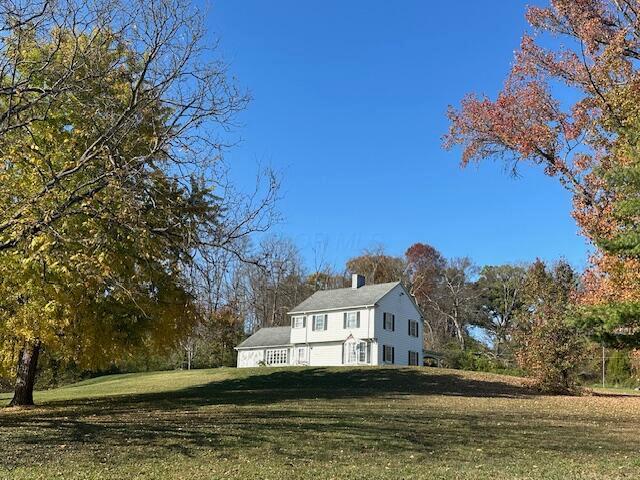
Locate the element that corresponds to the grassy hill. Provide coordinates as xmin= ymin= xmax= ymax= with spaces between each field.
xmin=1 ymin=366 xmax=639 ymax=479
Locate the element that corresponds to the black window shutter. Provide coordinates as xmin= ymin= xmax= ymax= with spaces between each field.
xmin=408 ymin=320 xmax=411 ymax=335
xmin=343 ymin=312 xmax=347 ymax=329
xmin=356 ymin=311 xmax=360 ymax=328
xmin=324 ymin=314 xmax=328 ymax=330
xmin=303 ymin=316 xmax=306 ymax=328
xmin=312 ymin=316 xmax=316 ymax=331
xmin=392 ymin=315 xmax=395 ymax=331
xmin=392 ymin=347 xmax=395 ymax=364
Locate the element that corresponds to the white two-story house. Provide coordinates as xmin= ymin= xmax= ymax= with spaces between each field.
xmin=235 ymin=275 xmax=424 ymax=368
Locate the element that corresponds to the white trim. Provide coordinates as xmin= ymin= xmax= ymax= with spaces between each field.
xmin=345 ymin=311 xmax=358 ymax=329
xmin=288 ymin=304 xmax=376 ymax=315
xmin=312 ymin=314 xmax=327 ymax=331
xmin=235 ymin=343 xmax=292 ymax=351
xmin=343 ymin=339 xmax=370 ymax=365
xmin=295 ymin=346 xmax=309 ymax=365
xmin=292 ymin=315 xmax=305 ymax=329
xmin=238 ymin=338 xmax=375 ymax=351
xmin=265 ymin=348 xmax=289 ymax=365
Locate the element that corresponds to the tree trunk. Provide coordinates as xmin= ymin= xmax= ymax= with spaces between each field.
xmin=9 ymin=341 xmax=41 ymax=407
xmin=452 ymin=311 xmax=465 ymax=350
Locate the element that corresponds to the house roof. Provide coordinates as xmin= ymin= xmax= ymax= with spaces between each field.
xmin=288 ymin=281 xmax=400 ymax=314
xmin=236 ymin=326 xmax=292 ymax=349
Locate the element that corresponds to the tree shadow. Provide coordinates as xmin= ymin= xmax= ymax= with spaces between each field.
xmin=45 ymin=367 xmax=538 ymax=411
xmin=0 ymin=368 xmax=636 ymax=471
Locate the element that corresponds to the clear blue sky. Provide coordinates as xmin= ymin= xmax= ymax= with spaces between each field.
xmin=206 ymin=0 xmax=590 ymax=271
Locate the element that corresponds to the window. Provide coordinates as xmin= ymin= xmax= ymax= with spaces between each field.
xmin=312 ymin=314 xmax=327 ymax=331
xmin=408 ymin=320 xmax=419 ymax=337
xmin=346 ymin=342 xmax=357 ymax=364
xmin=265 ymin=348 xmax=288 ymax=365
xmin=297 ymin=347 xmax=307 ymax=364
xmin=408 ymin=351 xmax=420 ymax=366
xmin=292 ymin=316 xmax=305 ymax=329
xmin=383 ymin=312 xmax=395 ymax=331
xmin=358 ymin=342 xmax=368 ymax=363
xmin=343 ymin=311 xmax=360 ymax=329
xmin=344 ymin=340 xmax=369 ymax=364
xmin=383 ymin=345 xmax=395 ymax=364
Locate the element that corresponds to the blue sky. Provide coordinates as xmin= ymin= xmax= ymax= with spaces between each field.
xmin=206 ymin=1 xmax=590 ymax=271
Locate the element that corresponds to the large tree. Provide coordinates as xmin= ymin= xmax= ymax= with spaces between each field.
xmin=473 ymin=264 xmax=528 ymax=359
xmin=404 ymin=243 xmax=480 ymax=350
xmin=238 ymin=237 xmax=310 ymax=331
xmin=405 ymin=242 xmax=447 ymax=347
xmin=425 ymin=257 xmax=478 ymax=351
xmin=0 ymin=0 xmax=275 ymax=406
xmin=513 ymin=260 xmax=586 ymax=392
xmin=445 ymin=0 xmax=640 ymax=345
xmin=346 ymin=247 xmax=406 ymax=285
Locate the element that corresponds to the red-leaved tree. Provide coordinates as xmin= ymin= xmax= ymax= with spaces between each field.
xmin=444 ymin=0 xmax=640 ymax=325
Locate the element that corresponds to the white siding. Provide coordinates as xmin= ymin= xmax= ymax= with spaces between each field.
xmin=290 ymin=307 xmax=375 ymax=344
xmin=373 ymin=284 xmax=424 ymax=366
xmin=237 ymin=349 xmax=264 ymax=368
xmin=308 ymin=342 xmax=344 ymax=366
xmin=236 ymin=347 xmax=293 ymax=368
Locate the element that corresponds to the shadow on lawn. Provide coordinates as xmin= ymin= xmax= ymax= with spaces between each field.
xmin=1 ymin=368 xmax=635 ymax=469
xmin=59 ymin=367 xmax=538 ymax=410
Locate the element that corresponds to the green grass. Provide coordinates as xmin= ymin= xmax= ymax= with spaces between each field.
xmin=1 ymin=366 xmax=640 ymax=479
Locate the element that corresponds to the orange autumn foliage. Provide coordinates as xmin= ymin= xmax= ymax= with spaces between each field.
xmin=445 ymin=0 xmax=640 ymax=313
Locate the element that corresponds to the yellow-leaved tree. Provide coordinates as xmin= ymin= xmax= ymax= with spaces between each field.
xmin=0 ymin=0 xmax=271 ymax=406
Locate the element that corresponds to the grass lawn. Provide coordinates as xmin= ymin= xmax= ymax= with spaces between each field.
xmin=1 ymin=367 xmax=640 ymax=479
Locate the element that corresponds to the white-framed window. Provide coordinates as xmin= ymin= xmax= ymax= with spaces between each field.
xmin=297 ymin=347 xmax=307 ymax=364
xmin=408 ymin=320 xmax=419 ymax=337
xmin=312 ymin=314 xmax=327 ymax=331
xmin=346 ymin=341 xmax=358 ymax=364
xmin=383 ymin=312 xmax=395 ymax=331
xmin=343 ymin=311 xmax=360 ymax=329
xmin=265 ymin=348 xmax=288 ymax=365
xmin=383 ymin=345 xmax=394 ymax=363
xmin=344 ymin=340 xmax=369 ymax=364
xmin=292 ymin=316 xmax=305 ymax=329
xmin=408 ymin=350 xmax=420 ymax=366
xmin=358 ymin=342 xmax=368 ymax=363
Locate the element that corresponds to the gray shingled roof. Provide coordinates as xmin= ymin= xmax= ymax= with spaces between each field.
xmin=236 ymin=326 xmax=292 ymax=349
xmin=289 ymin=281 xmax=400 ymax=314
